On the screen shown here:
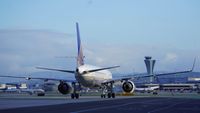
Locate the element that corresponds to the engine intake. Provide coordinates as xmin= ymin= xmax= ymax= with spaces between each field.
xmin=122 ymin=80 xmax=135 ymax=93
xmin=58 ymin=82 xmax=72 ymax=94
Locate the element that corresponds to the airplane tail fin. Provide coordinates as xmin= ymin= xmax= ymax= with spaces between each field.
xmin=76 ymin=22 xmax=84 ymax=66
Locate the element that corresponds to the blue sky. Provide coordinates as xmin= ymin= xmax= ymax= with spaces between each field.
xmin=0 ymin=0 xmax=200 ymax=75
xmin=0 ymin=0 xmax=200 ymax=48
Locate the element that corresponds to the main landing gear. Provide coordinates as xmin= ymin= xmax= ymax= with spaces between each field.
xmin=71 ymin=93 xmax=79 ymax=99
xmin=71 ymin=82 xmax=80 ymax=99
xmin=107 ymin=92 xmax=115 ymax=98
xmin=101 ymin=82 xmax=115 ymax=98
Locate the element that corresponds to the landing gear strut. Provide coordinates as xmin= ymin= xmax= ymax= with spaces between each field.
xmin=101 ymin=86 xmax=106 ymax=98
xmin=101 ymin=82 xmax=115 ymax=98
xmin=107 ymin=82 xmax=115 ymax=98
xmin=71 ymin=82 xmax=80 ymax=99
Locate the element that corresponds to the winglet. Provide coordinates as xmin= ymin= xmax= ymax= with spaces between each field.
xmin=191 ymin=57 xmax=196 ymax=72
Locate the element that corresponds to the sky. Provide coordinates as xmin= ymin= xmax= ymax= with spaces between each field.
xmin=0 ymin=0 xmax=200 ymax=76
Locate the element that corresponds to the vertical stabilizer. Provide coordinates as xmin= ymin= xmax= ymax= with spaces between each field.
xmin=76 ymin=22 xmax=84 ymax=66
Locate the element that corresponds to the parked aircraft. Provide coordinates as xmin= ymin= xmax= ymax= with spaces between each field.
xmin=0 ymin=83 xmax=45 ymax=96
xmin=0 ymin=84 xmax=7 ymax=90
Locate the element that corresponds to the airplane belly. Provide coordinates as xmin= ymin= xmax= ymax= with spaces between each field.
xmin=75 ymin=66 xmax=112 ymax=88
xmin=76 ymin=73 xmax=104 ymax=88
xmin=76 ymin=74 xmax=96 ymax=88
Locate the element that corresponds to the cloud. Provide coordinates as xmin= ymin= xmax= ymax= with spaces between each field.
xmin=0 ymin=29 xmax=76 ymax=74
xmin=88 ymin=0 xmax=93 ymax=5
xmin=84 ymin=43 xmax=198 ymax=73
xmin=0 ymin=29 xmax=198 ymax=75
xmin=164 ymin=53 xmax=178 ymax=62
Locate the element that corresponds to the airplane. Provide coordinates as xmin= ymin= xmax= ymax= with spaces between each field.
xmin=19 ymin=88 xmax=45 ymax=96
xmin=0 ymin=22 xmax=194 ymax=99
xmin=0 ymin=84 xmax=7 ymax=90
xmin=0 ymin=83 xmax=45 ymax=96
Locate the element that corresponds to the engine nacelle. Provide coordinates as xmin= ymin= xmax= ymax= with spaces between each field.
xmin=122 ymin=80 xmax=135 ymax=93
xmin=58 ymin=82 xmax=72 ymax=94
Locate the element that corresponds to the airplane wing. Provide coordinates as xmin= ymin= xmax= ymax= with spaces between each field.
xmin=153 ymin=70 xmax=192 ymax=76
xmin=153 ymin=58 xmax=195 ymax=77
xmin=0 ymin=75 xmax=76 ymax=82
xmin=102 ymin=64 xmax=194 ymax=84
xmin=131 ymin=69 xmax=193 ymax=79
xmin=36 ymin=67 xmax=75 ymax=74
xmin=37 ymin=66 xmax=120 ymax=75
xmin=82 ymin=66 xmax=120 ymax=74
xmin=123 ymin=58 xmax=196 ymax=79
xmin=123 ymin=69 xmax=193 ymax=80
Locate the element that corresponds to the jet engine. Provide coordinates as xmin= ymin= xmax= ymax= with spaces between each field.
xmin=58 ymin=82 xmax=72 ymax=94
xmin=122 ymin=80 xmax=135 ymax=93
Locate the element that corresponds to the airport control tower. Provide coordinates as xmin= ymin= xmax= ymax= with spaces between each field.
xmin=144 ymin=56 xmax=156 ymax=83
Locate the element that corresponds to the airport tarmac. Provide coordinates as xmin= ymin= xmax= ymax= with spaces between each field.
xmin=1 ymin=94 xmax=200 ymax=113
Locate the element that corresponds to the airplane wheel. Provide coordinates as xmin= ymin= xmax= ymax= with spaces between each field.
xmin=101 ymin=94 xmax=106 ymax=98
xmin=75 ymin=93 xmax=79 ymax=99
xmin=111 ymin=93 xmax=115 ymax=98
xmin=37 ymin=93 xmax=45 ymax=96
xmin=71 ymin=93 xmax=75 ymax=99
xmin=107 ymin=93 xmax=111 ymax=98
xmin=153 ymin=92 xmax=158 ymax=95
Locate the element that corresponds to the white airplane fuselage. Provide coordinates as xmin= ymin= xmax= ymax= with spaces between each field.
xmin=75 ymin=64 xmax=112 ymax=88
